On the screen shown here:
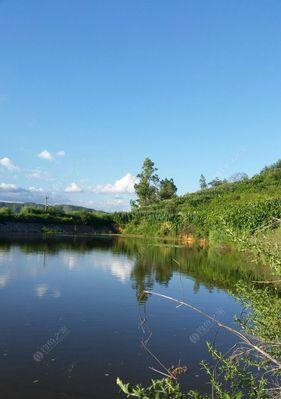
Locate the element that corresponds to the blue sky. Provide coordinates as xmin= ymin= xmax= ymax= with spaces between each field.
xmin=0 ymin=1 xmax=281 ymax=211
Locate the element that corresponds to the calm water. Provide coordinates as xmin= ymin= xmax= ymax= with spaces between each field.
xmin=0 ymin=235 xmax=265 ymax=398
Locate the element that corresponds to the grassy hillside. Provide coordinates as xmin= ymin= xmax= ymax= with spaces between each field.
xmin=1 ymin=160 xmax=281 ymax=237
xmin=114 ymin=160 xmax=281 ymax=238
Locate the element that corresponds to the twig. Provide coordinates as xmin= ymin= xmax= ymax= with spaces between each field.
xmin=149 ymin=366 xmax=174 ymax=379
xmin=141 ymin=339 xmax=176 ymax=380
xmin=144 ymin=290 xmax=281 ymax=369
xmin=138 ymin=301 xmax=176 ymax=380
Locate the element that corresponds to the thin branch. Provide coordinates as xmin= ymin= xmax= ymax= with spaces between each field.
xmin=138 ymin=301 xmax=176 ymax=380
xmin=149 ymin=367 xmax=174 ymax=379
xmin=141 ymin=339 xmax=176 ymax=380
xmin=144 ymin=290 xmax=281 ymax=369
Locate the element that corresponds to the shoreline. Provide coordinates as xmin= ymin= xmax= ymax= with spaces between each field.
xmin=0 ymin=222 xmax=209 ymax=249
xmin=0 ymin=221 xmax=115 ymax=236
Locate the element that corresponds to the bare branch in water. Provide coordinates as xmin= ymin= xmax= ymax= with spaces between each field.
xmin=138 ymin=300 xmax=177 ymax=380
xmin=141 ymin=338 xmax=177 ymax=380
xmin=144 ymin=290 xmax=281 ymax=369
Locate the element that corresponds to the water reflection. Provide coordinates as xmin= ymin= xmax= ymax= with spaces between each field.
xmin=34 ymin=283 xmax=48 ymax=298
xmin=0 ymin=235 xmax=272 ymax=399
xmin=0 ymin=235 xmax=271 ymax=298
xmin=34 ymin=284 xmax=61 ymax=299
xmin=0 ymin=271 xmax=10 ymax=288
xmin=62 ymin=253 xmax=77 ymax=270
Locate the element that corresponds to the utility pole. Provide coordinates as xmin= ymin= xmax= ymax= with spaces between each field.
xmin=45 ymin=195 xmax=49 ymax=212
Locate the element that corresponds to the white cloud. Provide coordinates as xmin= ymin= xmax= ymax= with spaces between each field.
xmin=37 ymin=149 xmax=66 ymax=161
xmin=93 ymin=173 xmax=137 ymax=194
xmin=0 ymin=183 xmax=18 ymax=191
xmin=38 ymin=150 xmax=53 ymax=161
xmin=26 ymin=168 xmax=53 ymax=181
xmin=65 ymin=182 xmax=83 ymax=193
xmin=76 ymin=197 xmax=131 ymax=212
xmin=28 ymin=186 xmax=43 ymax=193
xmin=0 ymin=183 xmax=43 ymax=194
xmin=0 ymin=157 xmax=19 ymax=171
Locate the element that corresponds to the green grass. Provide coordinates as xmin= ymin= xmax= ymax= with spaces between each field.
xmin=114 ymin=160 xmax=281 ymax=239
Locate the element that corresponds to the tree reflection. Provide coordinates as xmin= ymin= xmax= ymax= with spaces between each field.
xmin=0 ymin=235 xmax=272 ymax=302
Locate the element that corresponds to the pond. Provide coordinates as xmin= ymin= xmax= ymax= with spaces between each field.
xmin=0 ymin=235 xmax=266 ymax=398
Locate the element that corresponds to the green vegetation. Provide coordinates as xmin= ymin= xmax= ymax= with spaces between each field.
xmin=117 ymin=230 xmax=281 ymax=398
xmin=114 ymin=159 xmax=281 ymax=239
xmin=0 ymin=204 xmax=114 ymax=230
xmin=115 ymin=159 xmax=281 ymax=398
xmin=2 ymin=159 xmax=281 ymax=241
xmin=132 ymin=158 xmax=177 ymax=208
xmin=199 ymin=174 xmax=207 ymax=190
xmin=2 ymin=158 xmax=279 ymax=397
xmin=159 ymin=178 xmax=177 ymax=200
xmin=111 ymin=237 xmax=272 ymax=302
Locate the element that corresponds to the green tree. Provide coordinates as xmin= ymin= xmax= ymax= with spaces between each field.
xmin=199 ymin=174 xmax=207 ymax=190
xmin=134 ymin=158 xmax=159 ymax=207
xmin=159 ymin=178 xmax=177 ymax=200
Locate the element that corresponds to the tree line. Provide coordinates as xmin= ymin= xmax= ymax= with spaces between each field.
xmin=133 ymin=158 xmax=249 ymax=208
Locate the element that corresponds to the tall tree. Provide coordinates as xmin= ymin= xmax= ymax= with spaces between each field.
xmin=134 ymin=158 xmax=159 ymax=206
xmin=159 ymin=178 xmax=177 ymax=200
xmin=199 ymin=174 xmax=207 ymax=190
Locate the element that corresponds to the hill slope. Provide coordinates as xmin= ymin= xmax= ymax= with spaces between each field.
xmin=114 ymin=160 xmax=281 ymax=238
